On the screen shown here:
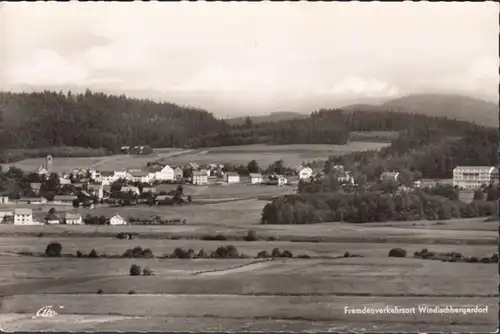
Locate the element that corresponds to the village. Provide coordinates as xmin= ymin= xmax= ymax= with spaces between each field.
xmin=0 ymin=153 xmax=497 ymax=228
xmin=0 ymin=154 xmax=336 ymax=226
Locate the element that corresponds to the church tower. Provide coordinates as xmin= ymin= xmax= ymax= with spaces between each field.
xmin=45 ymin=155 xmax=53 ymax=172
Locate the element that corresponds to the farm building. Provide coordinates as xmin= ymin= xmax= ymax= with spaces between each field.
xmin=16 ymin=197 xmax=47 ymax=204
xmin=64 ymin=213 xmax=83 ymax=225
xmin=14 ymin=208 xmax=34 ymax=225
xmin=249 ymin=173 xmax=263 ymax=184
xmin=51 ymin=195 xmax=76 ymax=205
xmin=224 ymin=172 xmax=240 ymax=184
xmin=110 ymin=214 xmax=128 ymax=225
xmin=0 ymin=196 xmax=9 ymax=204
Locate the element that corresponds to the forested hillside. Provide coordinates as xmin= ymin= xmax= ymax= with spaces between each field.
xmin=0 ymin=90 xmax=490 ymax=162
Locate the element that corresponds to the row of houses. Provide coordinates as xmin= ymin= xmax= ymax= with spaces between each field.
xmin=0 ymin=209 xmax=128 ymax=226
xmin=380 ymin=166 xmax=499 ymax=190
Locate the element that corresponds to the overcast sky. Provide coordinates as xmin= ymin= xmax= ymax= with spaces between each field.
xmin=0 ymin=2 xmax=498 ymax=116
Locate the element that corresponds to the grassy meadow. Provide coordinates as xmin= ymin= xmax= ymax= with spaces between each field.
xmin=2 ymin=142 xmax=389 ymax=173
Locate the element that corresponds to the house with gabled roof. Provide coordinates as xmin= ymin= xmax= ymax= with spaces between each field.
xmin=224 ymin=172 xmax=240 ymax=184
xmin=64 ymin=213 xmax=83 ymax=225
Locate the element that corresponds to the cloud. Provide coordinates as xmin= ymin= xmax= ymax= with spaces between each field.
xmin=328 ymin=77 xmax=400 ymax=98
xmin=5 ymin=50 xmax=88 ymax=86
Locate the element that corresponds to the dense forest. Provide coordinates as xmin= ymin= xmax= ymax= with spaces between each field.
xmin=0 ymin=90 xmax=490 ymax=163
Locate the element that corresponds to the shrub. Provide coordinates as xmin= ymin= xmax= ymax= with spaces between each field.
xmin=257 ymin=250 xmax=269 ymax=258
xmin=187 ymin=249 xmax=195 ymax=259
xmin=197 ymin=249 xmax=206 ymax=258
xmin=281 ymin=250 xmax=293 ymax=258
xmin=266 ymin=236 xmax=277 ymax=241
xmin=76 ymin=250 xmax=83 ymax=258
xmin=491 ymin=253 xmax=498 ymax=263
xmin=130 ymin=264 xmax=142 ymax=276
xmin=469 ymin=257 xmax=479 ymax=263
xmin=388 ymin=248 xmax=407 ymax=258
xmin=202 ymin=234 xmax=227 ymax=241
xmin=116 ymin=232 xmax=127 ymax=240
xmin=142 ymin=248 xmax=154 ymax=258
xmin=88 ymin=249 xmax=99 ymax=258
xmin=45 ymin=242 xmax=62 ymax=257
xmin=480 ymin=257 xmax=491 ymax=263
xmin=245 ymin=230 xmax=258 ymax=241
xmin=343 ymin=252 xmax=350 ymax=258
xmin=143 ymin=267 xmax=155 ymax=276
xmin=123 ymin=246 xmax=154 ymax=258
xmin=128 ymin=290 xmax=135 ymax=295
xmin=297 ymin=254 xmax=311 ymax=259
xmin=172 ymin=247 xmax=189 ymax=259
xmin=97 ymin=289 xmax=103 ymax=294
xmin=271 ymin=248 xmax=281 ymax=258
xmin=214 ymin=245 xmax=239 ymax=259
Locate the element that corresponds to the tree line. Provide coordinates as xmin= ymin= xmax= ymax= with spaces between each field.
xmin=0 ymin=90 xmax=487 ymax=163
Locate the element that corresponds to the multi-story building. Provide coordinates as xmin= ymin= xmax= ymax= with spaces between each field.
xmin=14 ymin=208 xmax=34 ymax=225
xmin=452 ymin=166 xmax=498 ymax=190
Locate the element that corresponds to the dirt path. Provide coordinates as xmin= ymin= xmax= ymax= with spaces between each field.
xmin=194 ymin=259 xmax=274 ymax=276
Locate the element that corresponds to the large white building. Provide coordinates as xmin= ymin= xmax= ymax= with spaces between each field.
xmin=14 ymin=208 xmax=34 ymax=225
xmin=453 ymin=166 xmax=498 ymax=190
xmin=192 ymin=171 xmax=208 ymax=185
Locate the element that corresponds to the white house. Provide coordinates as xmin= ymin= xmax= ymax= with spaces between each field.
xmin=192 ymin=171 xmax=208 ymax=185
xmin=453 ymin=166 xmax=499 ymax=190
xmin=14 ymin=208 xmax=34 ymax=225
xmin=110 ymin=214 xmax=128 ymax=225
xmin=155 ymin=165 xmax=175 ymax=181
xmin=380 ymin=171 xmax=400 ymax=182
xmin=224 ymin=172 xmax=240 ymax=183
xmin=298 ymin=167 xmax=313 ymax=180
xmin=65 ymin=213 xmax=83 ymax=225
xmin=0 ymin=196 xmax=9 ymax=204
xmin=127 ymin=170 xmax=151 ymax=183
xmin=114 ymin=170 xmax=128 ymax=180
xmin=45 ymin=213 xmax=60 ymax=225
xmin=249 ymin=173 xmax=263 ymax=184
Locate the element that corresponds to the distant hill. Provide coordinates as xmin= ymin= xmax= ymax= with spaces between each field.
xmin=225 ymin=112 xmax=309 ymax=125
xmin=341 ymin=94 xmax=498 ymax=127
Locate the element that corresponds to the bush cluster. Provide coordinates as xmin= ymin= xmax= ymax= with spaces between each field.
xmin=129 ymin=264 xmax=155 ymax=276
xmin=413 ymin=248 xmax=498 ymax=263
xmin=123 ymin=246 xmax=154 ymax=258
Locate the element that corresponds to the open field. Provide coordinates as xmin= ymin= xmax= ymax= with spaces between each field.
xmin=0 ymin=189 xmax=496 ymax=331
xmin=1 ymin=148 xmax=190 ymax=173
xmin=153 ymin=142 xmax=390 ymax=167
xmin=0 ymin=256 xmax=496 ymax=331
xmin=2 ymin=141 xmax=389 ymax=174
xmin=0 ymin=207 xmax=495 ymax=244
